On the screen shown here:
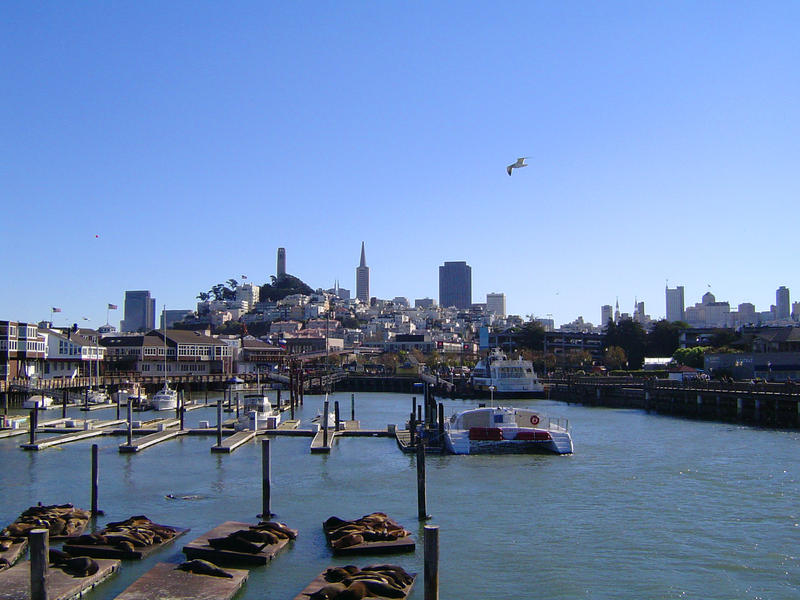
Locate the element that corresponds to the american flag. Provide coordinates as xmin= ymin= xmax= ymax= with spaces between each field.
xmin=241 ymin=275 xmax=247 ymax=279
xmin=52 ymin=307 xmax=62 ymax=313
xmin=108 ymin=303 xmax=118 ymax=310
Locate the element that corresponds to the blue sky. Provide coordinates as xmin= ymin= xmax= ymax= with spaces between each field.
xmin=2 ymin=2 xmax=798 ymax=328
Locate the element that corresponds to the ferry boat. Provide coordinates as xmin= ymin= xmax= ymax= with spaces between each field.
xmin=470 ymin=348 xmax=544 ymax=394
xmin=444 ymin=406 xmax=573 ymax=455
xmin=237 ymin=392 xmax=281 ymax=430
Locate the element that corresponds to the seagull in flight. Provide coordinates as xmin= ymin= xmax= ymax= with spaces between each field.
xmin=506 ymin=157 xmax=529 ymax=176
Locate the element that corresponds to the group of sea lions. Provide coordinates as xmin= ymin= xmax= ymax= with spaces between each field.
xmin=307 ymin=564 xmax=414 ymax=600
xmin=66 ymin=515 xmax=178 ymax=553
xmin=2 ymin=503 xmax=89 ymax=539
xmin=324 ymin=513 xmax=411 ymax=550
xmin=208 ymin=521 xmax=297 ymax=554
xmin=49 ymin=548 xmax=100 ymax=578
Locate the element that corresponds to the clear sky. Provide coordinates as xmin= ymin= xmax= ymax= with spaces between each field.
xmin=2 ymin=2 xmax=798 ymax=329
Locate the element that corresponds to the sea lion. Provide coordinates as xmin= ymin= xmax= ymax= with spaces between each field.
xmin=115 ymin=540 xmax=136 ymax=553
xmin=255 ymin=521 xmax=297 ymax=539
xmin=49 ymin=548 xmax=71 ymax=564
xmin=334 ymin=581 xmax=372 ymax=600
xmin=0 ymin=539 xmax=13 ymax=551
xmin=59 ymin=556 xmax=99 ymax=577
xmin=208 ymin=535 xmax=265 ymax=554
xmin=324 ymin=516 xmax=353 ymax=531
xmin=231 ymin=529 xmax=280 ymax=545
xmin=362 ymin=565 xmax=413 ymax=586
xmin=0 ymin=558 xmax=9 ymax=570
xmin=306 ymin=582 xmax=347 ymax=599
xmin=331 ymin=533 xmax=364 ymax=549
xmin=177 ymin=559 xmax=234 ymax=578
xmin=343 ymin=578 xmax=405 ymax=598
xmin=323 ymin=565 xmax=360 ymax=582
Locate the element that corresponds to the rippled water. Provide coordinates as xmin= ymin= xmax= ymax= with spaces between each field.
xmin=2 ymin=392 xmax=799 ymax=599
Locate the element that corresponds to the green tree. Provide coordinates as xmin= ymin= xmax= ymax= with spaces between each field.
xmin=709 ymin=328 xmax=739 ymax=348
xmin=604 ymin=319 xmax=647 ymax=369
xmin=604 ymin=346 xmax=627 ymax=370
xmin=517 ymin=321 xmax=545 ymax=351
xmin=646 ymin=320 xmax=687 ymax=357
xmin=259 ymin=274 xmax=314 ymax=301
xmin=673 ymin=346 xmax=710 ymax=368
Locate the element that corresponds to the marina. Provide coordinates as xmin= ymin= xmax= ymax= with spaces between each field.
xmin=1 ymin=391 xmax=799 ymax=599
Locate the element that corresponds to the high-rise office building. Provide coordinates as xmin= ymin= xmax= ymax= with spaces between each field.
xmin=439 ymin=261 xmax=472 ymax=309
xmin=356 ymin=242 xmax=370 ymax=303
xmin=121 ymin=290 xmax=155 ymax=332
xmin=601 ymin=304 xmax=613 ymax=327
xmin=665 ymin=286 xmax=685 ymax=322
xmin=776 ymin=286 xmax=790 ymax=320
xmin=486 ymin=293 xmax=506 ymax=317
xmin=277 ymin=247 xmax=286 ymax=277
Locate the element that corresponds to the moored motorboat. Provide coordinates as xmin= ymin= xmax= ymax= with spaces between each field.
xmin=23 ymin=394 xmax=54 ymax=409
xmin=236 ymin=391 xmax=281 ymax=430
xmin=152 ymin=384 xmax=178 ymax=411
xmin=470 ymin=348 xmax=544 ymax=394
xmin=444 ymin=406 xmax=572 ymax=455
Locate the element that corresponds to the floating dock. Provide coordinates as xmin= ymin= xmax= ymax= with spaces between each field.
xmin=310 ymin=421 xmax=361 ymax=453
xmin=210 ymin=431 xmax=256 ymax=453
xmin=292 ymin=567 xmax=415 ymax=600
xmin=20 ymin=428 xmax=107 ymax=451
xmin=0 ymin=558 xmax=119 ymax=600
xmin=182 ymin=521 xmax=295 ymax=565
xmin=113 ymin=561 xmax=248 ymax=600
xmin=64 ymin=525 xmax=187 ymax=560
xmin=118 ymin=429 xmax=185 ymax=453
xmin=0 ymin=539 xmax=27 ymax=571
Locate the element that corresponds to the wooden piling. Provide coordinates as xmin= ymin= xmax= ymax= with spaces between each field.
xmin=261 ymin=439 xmax=272 ymax=518
xmin=351 ymin=393 xmax=355 ymax=421
xmin=29 ymin=409 xmax=37 ymax=446
xmin=423 ymin=525 xmax=439 ymax=600
xmin=410 ymin=412 xmax=416 ymax=446
xmin=416 ymin=442 xmax=428 ymax=520
xmin=334 ymin=401 xmax=340 ymax=431
xmin=115 ymin=390 xmax=120 ymax=420
xmin=62 ymin=389 xmax=68 ymax=419
xmin=417 ymin=405 xmax=422 ymax=424
xmin=29 ymin=528 xmax=48 ymax=600
xmin=126 ymin=401 xmax=132 ymax=446
xmin=91 ymin=443 xmax=99 ymax=517
xmin=217 ymin=396 xmax=223 ymax=447
xmin=276 ymin=388 xmax=282 ymax=409
xmin=323 ymin=397 xmax=329 ymax=447
xmin=437 ymin=403 xmax=444 ymax=441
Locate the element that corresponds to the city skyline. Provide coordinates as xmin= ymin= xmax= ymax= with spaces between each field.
xmin=2 ymin=4 xmax=798 ymax=327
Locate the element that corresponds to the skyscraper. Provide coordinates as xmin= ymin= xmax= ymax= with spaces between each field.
xmin=121 ymin=290 xmax=155 ymax=332
xmin=776 ymin=286 xmax=790 ymax=320
xmin=665 ymin=286 xmax=685 ymax=322
xmin=486 ymin=293 xmax=506 ymax=317
xmin=601 ymin=304 xmax=613 ymax=327
xmin=277 ymin=247 xmax=286 ymax=277
xmin=356 ymin=242 xmax=370 ymax=303
xmin=439 ymin=261 xmax=472 ymax=309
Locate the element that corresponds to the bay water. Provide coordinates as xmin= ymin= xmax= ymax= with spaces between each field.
xmin=2 ymin=392 xmax=799 ymax=599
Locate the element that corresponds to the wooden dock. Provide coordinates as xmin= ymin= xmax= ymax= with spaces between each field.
xmin=210 ymin=431 xmax=255 ymax=453
xmin=0 ymin=539 xmax=27 ymax=571
xmin=293 ymin=567 xmax=415 ymax=600
xmin=119 ymin=429 xmax=185 ymax=453
xmin=0 ymin=558 xmax=119 ymax=600
xmin=309 ymin=421 xmax=361 ymax=453
xmin=113 ymin=561 xmax=248 ymax=600
xmin=182 ymin=521 xmax=295 ymax=565
xmin=20 ymin=428 xmax=107 ymax=450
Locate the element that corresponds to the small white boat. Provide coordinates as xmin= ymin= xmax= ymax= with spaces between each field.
xmin=152 ymin=384 xmax=178 ymax=411
xmin=23 ymin=394 xmax=54 ymax=409
xmin=470 ymin=348 xmax=544 ymax=393
xmin=236 ymin=392 xmax=281 ymax=431
xmin=444 ymin=406 xmax=573 ymax=455
xmin=86 ymin=389 xmax=110 ymax=404
xmin=312 ymin=409 xmax=336 ymax=429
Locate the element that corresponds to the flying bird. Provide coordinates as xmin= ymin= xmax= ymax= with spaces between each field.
xmin=506 ymin=157 xmax=529 ymax=176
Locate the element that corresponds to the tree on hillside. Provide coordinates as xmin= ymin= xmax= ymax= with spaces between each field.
xmin=517 ymin=321 xmax=546 ymax=351
xmin=259 ymin=274 xmax=314 ymax=302
xmin=646 ymin=320 xmax=687 ymax=357
xmin=604 ymin=318 xmax=647 ymax=369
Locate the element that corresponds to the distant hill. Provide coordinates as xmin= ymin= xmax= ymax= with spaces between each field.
xmin=259 ymin=273 xmax=314 ymax=302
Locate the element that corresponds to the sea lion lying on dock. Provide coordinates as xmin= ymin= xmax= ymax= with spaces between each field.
xmin=208 ymin=521 xmax=297 ymax=554
xmin=312 ymin=564 xmax=413 ymax=599
xmin=2 ymin=503 xmax=90 ymax=540
xmin=49 ymin=549 xmax=99 ymax=577
xmin=324 ymin=513 xmax=411 ymax=549
xmin=67 ymin=515 xmax=179 ymax=552
xmin=177 ymin=559 xmax=234 ymax=578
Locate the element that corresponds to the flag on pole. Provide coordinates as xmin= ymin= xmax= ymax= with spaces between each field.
xmin=108 ymin=303 xmax=118 ymax=310
xmin=52 ymin=307 xmax=62 ymax=313
xmin=278 ymin=338 xmax=287 ymax=348
xmin=241 ymin=275 xmax=247 ymax=279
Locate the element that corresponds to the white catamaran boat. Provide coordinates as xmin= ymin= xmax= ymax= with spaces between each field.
xmin=444 ymin=406 xmax=573 ymax=455
xmin=470 ymin=348 xmax=544 ymax=393
xmin=152 ymin=311 xmax=178 ymax=411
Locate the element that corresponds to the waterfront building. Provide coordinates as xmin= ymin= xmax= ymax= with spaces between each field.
xmin=439 ymin=261 xmax=472 ymax=309
xmin=356 ymin=242 xmax=370 ymax=303
xmin=121 ymin=290 xmax=155 ymax=333
xmin=40 ymin=328 xmax=104 ymax=380
xmin=486 ymin=292 xmax=506 ymax=317
xmin=0 ymin=321 xmax=46 ymax=380
xmin=665 ymin=286 xmax=685 ymax=322
xmin=277 ymin=247 xmax=286 ymax=277
xmin=776 ymin=286 xmax=790 ymax=320
xmin=601 ymin=305 xmax=613 ymax=328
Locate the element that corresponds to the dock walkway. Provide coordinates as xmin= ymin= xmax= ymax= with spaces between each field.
xmin=113 ymin=562 xmax=248 ymax=600
xmin=119 ymin=429 xmax=185 ymax=453
xmin=211 ymin=430 xmax=255 ymax=453
xmin=0 ymin=558 xmax=119 ymax=600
